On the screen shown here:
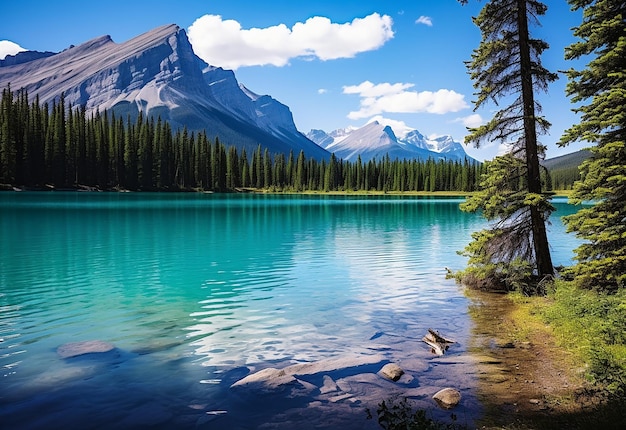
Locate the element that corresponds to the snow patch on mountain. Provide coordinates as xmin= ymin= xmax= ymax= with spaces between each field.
xmin=307 ymin=122 xmax=473 ymax=163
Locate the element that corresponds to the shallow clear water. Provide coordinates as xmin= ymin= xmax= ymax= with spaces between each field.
xmin=0 ymin=193 xmax=580 ymax=429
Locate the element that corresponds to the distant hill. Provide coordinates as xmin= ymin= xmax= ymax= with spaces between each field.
xmin=544 ymin=150 xmax=591 ymax=171
xmin=544 ymin=150 xmax=591 ymax=190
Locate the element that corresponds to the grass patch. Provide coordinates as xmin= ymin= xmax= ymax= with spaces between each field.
xmin=468 ymin=283 xmax=626 ymax=428
xmin=537 ymin=281 xmax=626 ymax=391
xmin=505 ymin=281 xmax=626 ymax=393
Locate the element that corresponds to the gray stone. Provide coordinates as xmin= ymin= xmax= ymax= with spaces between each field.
xmin=230 ymin=354 xmax=385 ymax=390
xmin=379 ymin=363 xmax=404 ymax=382
xmin=231 ymin=367 xmax=297 ymax=390
xmin=432 ymin=388 xmax=461 ymax=409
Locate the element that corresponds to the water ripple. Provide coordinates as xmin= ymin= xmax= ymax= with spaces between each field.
xmin=0 ymin=193 xmax=583 ymax=429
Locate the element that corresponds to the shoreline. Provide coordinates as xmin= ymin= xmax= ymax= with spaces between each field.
xmin=466 ymin=289 xmax=623 ymax=429
xmin=0 ymin=184 xmax=573 ymax=198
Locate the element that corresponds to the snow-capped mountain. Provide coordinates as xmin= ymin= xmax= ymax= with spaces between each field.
xmin=307 ymin=122 xmax=473 ymax=162
xmin=0 ymin=24 xmax=329 ymax=160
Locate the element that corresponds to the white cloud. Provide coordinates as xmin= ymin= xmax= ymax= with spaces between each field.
xmin=415 ymin=16 xmax=433 ymax=26
xmin=188 ymin=13 xmax=394 ymax=70
xmin=453 ymin=113 xmax=484 ymax=128
xmin=497 ymin=143 xmax=514 ymax=156
xmin=0 ymin=40 xmax=26 ymax=60
xmin=318 ymin=88 xmax=328 ymax=94
xmin=343 ymin=80 xmax=469 ymax=119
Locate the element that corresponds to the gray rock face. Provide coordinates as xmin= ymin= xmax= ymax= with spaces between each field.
xmin=0 ymin=50 xmax=55 ymax=67
xmin=432 ymin=387 xmax=461 ymax=409
xmin=0 ymin=25 xmax=329 ymax=160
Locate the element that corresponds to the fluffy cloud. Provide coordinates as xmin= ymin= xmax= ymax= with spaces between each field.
xmin=415 ymin=16 xmax=433 ymax=26
xmin=454 ymin=113 xmax=484 ymax=128
xmin=317 ymin=88 xmax=328 ymax=94
xmin=343 ymin=80 xmax=469 ymax=119
xmin=0 ymin=40 xmax=26 ymax=60
xmin=188 ymin=13 xmax=393 ymax=70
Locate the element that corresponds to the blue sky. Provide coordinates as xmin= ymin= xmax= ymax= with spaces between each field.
xmin=0 ymin=0 xmax=586 ymax=161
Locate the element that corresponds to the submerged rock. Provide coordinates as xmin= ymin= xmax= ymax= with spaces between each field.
xmin=433 ymin=388 xmax=461 ymax=409
xmin=378 ymin=363 xmax=404 ymax=382
xmin=231 ymin=367 xmax=297 ymax=390
xmin=231 ymin=354 xmax=385 ymax=389
xmin=57 ymin=340 xmax=115 ymax=359
xmin=320 ymin=375 xmax=339 ymax=394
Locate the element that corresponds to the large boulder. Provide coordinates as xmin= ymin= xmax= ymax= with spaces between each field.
xmin=432 ymin=388 xmax=461 ymax=409
xmin=378 ymin=363 xmax=404 ymax=382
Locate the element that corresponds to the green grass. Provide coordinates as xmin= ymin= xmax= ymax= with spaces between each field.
xmin=513 ymin=280 xmax=626 ymax=393
xmin=538 ymin=281 xmax=626 ymax=391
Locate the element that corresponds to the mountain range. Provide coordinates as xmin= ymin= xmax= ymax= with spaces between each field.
xmin=0 ymin=24 xmax=328 ymax=160
xmin=307 ymin=121 xmax=474 ymax=163
xmin=0 ymin=24 xmax=474 ymax=164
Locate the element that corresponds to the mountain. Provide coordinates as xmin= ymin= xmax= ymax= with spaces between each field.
xmin=0 ymin=50 xmax=55 ymax=67
xmin=543 ymin=150 xmax=591 ymax=171
xmin=0 ymin=24 xmax=329 ymax=160
xmin=307 ymin=121 xmax=473 ymax=162
xmin=543 ymin=150 xmax=590 ymax=190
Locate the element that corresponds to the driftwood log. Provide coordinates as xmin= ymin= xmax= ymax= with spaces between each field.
xmin=422 ymin=329 xmax=455 ymax=356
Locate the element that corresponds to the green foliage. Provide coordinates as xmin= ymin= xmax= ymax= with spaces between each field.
xmin=456 ymin=0 xmax=556 ymax=288
xmin=549 ymin=165 xmax=580 ymax=190
xmin=560 ymin=0 xmax=626 ymax=292
xmin=456 ymin=155 xmax=554 ymax=292
xmin=539 ymin=280 xmax=626 ymax=393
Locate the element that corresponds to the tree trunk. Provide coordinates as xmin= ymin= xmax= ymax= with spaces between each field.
xmin=517 ymin=0 xmax=554 ymax=277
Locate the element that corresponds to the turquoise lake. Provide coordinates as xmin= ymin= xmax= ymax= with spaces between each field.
xmin=0 ymin=193 xmax=581 ymax=429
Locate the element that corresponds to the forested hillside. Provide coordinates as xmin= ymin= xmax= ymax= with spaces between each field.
xmin=544 ymin=150 xmax=590 ymax=190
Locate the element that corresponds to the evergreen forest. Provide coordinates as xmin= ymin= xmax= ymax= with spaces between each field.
xmin=0 ymin=86 xmax=484 ymax=193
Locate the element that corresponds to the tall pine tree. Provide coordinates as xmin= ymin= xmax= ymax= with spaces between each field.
xmin=560 ymin=0 xmax=626 ymax=292
xmin=457 ymin=0 xmax=557 ymax=292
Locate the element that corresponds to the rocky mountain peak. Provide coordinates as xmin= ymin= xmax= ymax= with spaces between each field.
xmin=308 ymin=122 xmax=474 ymax=163
xmin=0 ymin=24 xmax=329 ymax=160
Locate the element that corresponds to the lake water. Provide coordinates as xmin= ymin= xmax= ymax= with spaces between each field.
xmin=0 ymin=193 xmax=581 ymax=429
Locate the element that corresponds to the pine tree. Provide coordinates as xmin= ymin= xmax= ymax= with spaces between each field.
xmin=240 ymin=148 xmax=250 ymax=188
xmin=263 ymin=148 xmax=272 ymax=189
xmin=51 ymin=94 xmax=67 ymax=186
xmin=124 ymin=115 xmax=138 ymax=190
xmin=294 ymin=150 xmax=305 ymax=192
xmin=560 ymin=0 xmax=626 ymax=292
xmin=457 ymin=0 xmax=557 ymax=292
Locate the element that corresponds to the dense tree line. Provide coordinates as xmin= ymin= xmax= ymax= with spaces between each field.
xmin=0 ymin=85 xmax=483 ymax=193
xmin=549 ymin=166 xmax=580 ymax=190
